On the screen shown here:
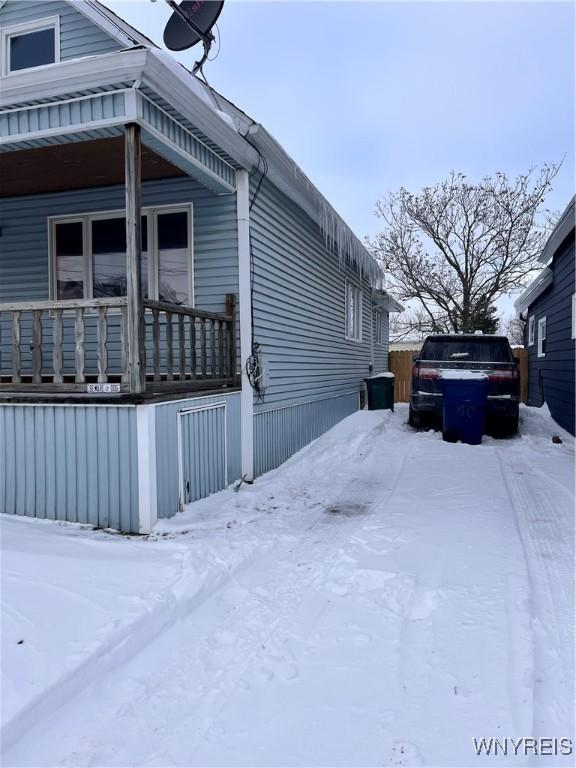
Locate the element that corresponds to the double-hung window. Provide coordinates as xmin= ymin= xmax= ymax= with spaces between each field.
xmin=527 ymin=315 xmax=535 ymax=346
xmin=51 ymin=206 xmax=194 ymax=305
xmin=1 ymin=17 xmax=60 ymax=76
xmin=345 ymin=281 xmax=362 ymax=341
xmin=572 ymin=294 xmax=576 ymax=340
xmin=537 ymin=316 xmax=546 ymax=358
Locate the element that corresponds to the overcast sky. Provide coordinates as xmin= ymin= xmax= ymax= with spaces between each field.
xmin=105 ymin=0 xmax=574 ymax=306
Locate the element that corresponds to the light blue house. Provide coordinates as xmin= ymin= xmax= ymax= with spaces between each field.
xmin=0 ymin=0 xmax=402 ymax=533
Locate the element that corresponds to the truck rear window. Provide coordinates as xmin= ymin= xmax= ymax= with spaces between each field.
xmin=421 ymin=338 xmax=513 ymax=363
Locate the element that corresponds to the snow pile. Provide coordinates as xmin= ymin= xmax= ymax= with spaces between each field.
xmin=366 ymin=371 xmax=395 ymax=379
xmin=1 ymin=404 xmax=573 ymax=767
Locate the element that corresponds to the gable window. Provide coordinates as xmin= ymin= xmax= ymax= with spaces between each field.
xmin=537 ymin=316 xmax=546 ymax=358
xmin=374 ymin=309 xmax=384 ymax=345
xmin=50 ymin=206 xmax=194 ymax=305
xmin=345 ymin=281 xmax=362 ymax=341
xmin=1 ymin=17 xmax=60 ymax=76
xmin=527 ymin=315 xmax=535 ymax=346
xmin=572 ymin=294 xmax=576 ymax=340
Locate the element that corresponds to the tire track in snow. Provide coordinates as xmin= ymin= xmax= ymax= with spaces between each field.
xmin=4 ymin=414 xmax=414 ymax=767
xmin=496 ymin=447 xmax=575 ymax=748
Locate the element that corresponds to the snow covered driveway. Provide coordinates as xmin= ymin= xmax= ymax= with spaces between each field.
xmin=2 ymin=405 xmax=574 ymax=767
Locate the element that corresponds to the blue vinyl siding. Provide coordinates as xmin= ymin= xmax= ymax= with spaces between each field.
xmin=0 ymin=1 xmax=121 ymax=61
xmin=0 ymin=403 xmax=139 ymax=530
xmin=0 ymin=177 xmax=238 ymax=308
xmin=249 ymin=176 xmax=386 ymax=411
xmin=154 ymin=392 xmax=241 ymax=519
xmin=525 ymin=235 xmax=575 ymax=435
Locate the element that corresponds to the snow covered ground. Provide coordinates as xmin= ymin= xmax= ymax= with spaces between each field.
xmin=1 ymin=404 xmax=574 ymax=767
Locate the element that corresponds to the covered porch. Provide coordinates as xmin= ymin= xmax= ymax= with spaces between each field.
xmin=0 ymin=55 xmax=243 ymax=399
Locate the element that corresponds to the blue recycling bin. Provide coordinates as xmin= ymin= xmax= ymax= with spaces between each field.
xmin=441 ymin=374 xmax=488 ymax=445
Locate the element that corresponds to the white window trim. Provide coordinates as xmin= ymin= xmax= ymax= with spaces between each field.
xmin=48 ymin=203 xmax=195 ymax=306
xmin=572 ymin=294 xmax=576 ymax=340
xmin=537 ymin=316 xmax=546 ymax=358
xmin=1 ymin=15 xmax=61 ymax=77
xmin=345 ymin=280 xmax=363 ymax=343
xmin=527 ymin=315 xmax=535 ymax=346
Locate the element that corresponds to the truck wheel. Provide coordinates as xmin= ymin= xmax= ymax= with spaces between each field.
xmin=408 ymin=407 xmax=421 ymax=429
xmin=503 ymin=411 xmax=519 ymax=436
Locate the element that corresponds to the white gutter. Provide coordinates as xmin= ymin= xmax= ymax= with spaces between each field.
xmin=236 ymin=170 xmax=254 ymax=482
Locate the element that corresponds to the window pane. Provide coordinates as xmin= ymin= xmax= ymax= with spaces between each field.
xmin=92 ymin=217 xmax=148 ymax=298
xmin=10 ymin=28 xmax=55 ymax=72
xmin=55 ymin=222 xmax=83 ymax=300
xmin=157 ymin=212 xmax=189 ymax=305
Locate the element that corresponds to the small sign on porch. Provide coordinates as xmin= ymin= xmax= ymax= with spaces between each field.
xmin=87 ymin=383 xmax=121 ymax=394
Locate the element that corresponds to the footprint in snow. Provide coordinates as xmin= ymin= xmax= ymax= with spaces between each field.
xmin=387 ymin=741 xmax=425 ymax=766
xmin=253 ymin=653 xmax=299 ymax=683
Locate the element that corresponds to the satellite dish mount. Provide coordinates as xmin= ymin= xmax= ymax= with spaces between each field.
xmin=162 ymin=0 xmax=224 ymax=73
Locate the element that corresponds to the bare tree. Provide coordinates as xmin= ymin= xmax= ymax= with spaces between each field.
xmin=501 ymin=314 xmax=526 ymax=346
xmin=370 ymin=165 xmax=560 ymax=333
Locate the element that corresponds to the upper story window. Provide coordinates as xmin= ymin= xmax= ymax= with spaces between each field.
xmin=1 ymin=17 xmax=60 ymax=76
xmin=345 ymin=281 xmax=362 ymax=342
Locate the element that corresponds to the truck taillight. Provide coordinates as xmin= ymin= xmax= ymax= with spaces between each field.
xmin=488 ymin=368 xmax=518 ymax=381
xmin=417 ymin=364 xmax=440 ymax=380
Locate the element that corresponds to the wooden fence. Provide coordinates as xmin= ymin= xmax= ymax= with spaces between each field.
xmin=388 ymin=347 xmax=528 ymax=404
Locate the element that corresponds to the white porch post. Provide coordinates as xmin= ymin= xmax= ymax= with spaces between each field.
xmin=237 ymin=169 xmax=254 ymax=481
xmin=136 ymin=403 xmax=158 ymax=534
xmin=125 ymin=123 xmax=146 ymax=394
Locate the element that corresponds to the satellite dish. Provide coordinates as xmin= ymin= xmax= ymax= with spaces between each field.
xmin=163 ymin=0 xmax=224 ymax=52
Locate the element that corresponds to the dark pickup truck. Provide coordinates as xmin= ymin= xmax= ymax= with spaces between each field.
xmin=409 ymin=334 xmax=520 ymax=435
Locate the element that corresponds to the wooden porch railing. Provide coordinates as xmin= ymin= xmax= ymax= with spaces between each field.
xmin=0 ymin=294 xmax=237 ymax=394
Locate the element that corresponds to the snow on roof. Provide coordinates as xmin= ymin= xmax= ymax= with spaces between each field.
xmin=514 ymin=267 xmax=553 ymax=315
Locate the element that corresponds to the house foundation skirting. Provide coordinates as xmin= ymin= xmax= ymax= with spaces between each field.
xmin=0 ymin=390 xmax=360 ymax=533
xmin=253 ymin=391 xmax=360 ymax=477
xmin=0 ymin=391 xmax=242 ymax=533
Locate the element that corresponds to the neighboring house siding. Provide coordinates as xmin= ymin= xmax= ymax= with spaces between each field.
xmin=525 ymin=235 xmax=575 ymax=435
xmin=0 ymin=1 xmax=121 ymax=61
xmin=0 ymin=403 xmax=139 ymax=531
xmin=249 ymin=177 xmax=387 ymax=474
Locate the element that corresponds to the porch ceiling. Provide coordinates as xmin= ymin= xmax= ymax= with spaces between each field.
xmin=0 ymin=137 xmax=186 ymax=197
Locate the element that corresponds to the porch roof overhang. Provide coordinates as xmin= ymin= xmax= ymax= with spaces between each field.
xmin=0 ymin=48 xmax=245 ymax=194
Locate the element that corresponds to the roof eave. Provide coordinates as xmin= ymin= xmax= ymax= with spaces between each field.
xmin=514 ymin=267 xmax=553 ymax=315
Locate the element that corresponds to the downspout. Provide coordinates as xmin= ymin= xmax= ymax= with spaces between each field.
xmin=236 ymin=169 xmax=254 ymax=481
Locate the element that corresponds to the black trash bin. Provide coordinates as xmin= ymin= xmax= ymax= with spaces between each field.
xmin=440 ymin=372 xmax=488 ymax=445
xmin=364 ymin=373 xmax=395 ymax=411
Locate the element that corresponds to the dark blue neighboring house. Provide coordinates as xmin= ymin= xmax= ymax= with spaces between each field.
xmin=515 ymin=197 xmax=575 ymax=435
